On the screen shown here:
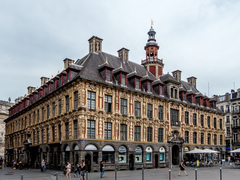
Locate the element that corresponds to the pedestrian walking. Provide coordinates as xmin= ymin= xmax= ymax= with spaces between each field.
xmin=178 ymin=159 xmax=188 ymax=176
xmin=74 ymin=161 xmax=80 ymax=177
xmin=228 ymin=156 xmax=231 ymax=165
xmin=0 ymin=156 xmax=3 ymax=169
xmin=100 ymin=161 xmax=104 ymax=178
xmin=41 ymin=159 xmax=46 ymax=172
xmin=65 ymin=161 xmax=71 ymax=180
xmin=80 ymin=159 xmax=86 ymax=180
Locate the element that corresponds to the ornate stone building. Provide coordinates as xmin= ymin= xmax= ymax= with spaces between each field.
xmin=215 ymin=89 xmax=240 ymax=156
xmin=0 ymin=100 xmax=13 ymax=157
xmin=5 ymin=26 xmax=225 ymax=171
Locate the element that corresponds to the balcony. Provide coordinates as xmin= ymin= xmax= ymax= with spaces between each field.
xmin=232 ymin=109 xmax=240 ymax=115
xmin=141 ymin=58 xmax=163 ymax=65
xmin=232 ymin=124 xmax=240 ymax=129
xmin=171 ymin=121 xmax=180 ymax=126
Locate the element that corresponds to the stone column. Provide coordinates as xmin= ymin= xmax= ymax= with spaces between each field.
xmin=70 ymin=151 xmax=73 ymax=165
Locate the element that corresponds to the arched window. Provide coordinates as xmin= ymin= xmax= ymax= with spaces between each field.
xmin=74 ymin=145 xmax=79 ymax=151
xmin=102 ymin=145 xmax=115 ymax=164
xmin=118 ymin=146 xmax=127 ymax=163
xmin=135 ymin=146 xmax=142 ymax=163
xmin=65 ymin=145 xmax=70 ymax=163
xmin=146 ymin=146 xmax=153 ymax=163
xmin=159 ymin=147 xmax=165 ymax=163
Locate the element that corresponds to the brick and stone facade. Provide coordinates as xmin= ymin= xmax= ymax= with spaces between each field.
xmin=5 ymin=26 xmax=225 ymax=171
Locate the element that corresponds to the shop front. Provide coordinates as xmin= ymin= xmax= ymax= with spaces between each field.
xmin=118 ymin=145 xmax=128 ymax=170
xmin=145 ymin=146 xmax=153 ymax=168
xmin=102 ymin=145 xmax=115 ymax=170
xmin=159 ymin=147 xmax=166 ymax=167
xmin=134 ymin=146 xmax=143 ymax=169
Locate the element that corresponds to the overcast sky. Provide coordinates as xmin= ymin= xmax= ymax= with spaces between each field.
xmin=1 ymin=0 xmax=240 ymax=102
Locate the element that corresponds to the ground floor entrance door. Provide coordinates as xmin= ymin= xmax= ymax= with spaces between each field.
xmin=129 ymin=154 xmax=134 ymax=170
xmin=85 ymin=154 xmax=91 ymax=172
xmin=155 ymin=154 xmax=158 ymax=168
xmin=172 ymin=145 xmax=179 ymax=165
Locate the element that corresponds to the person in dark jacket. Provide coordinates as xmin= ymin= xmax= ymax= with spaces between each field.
xmin=100 ymin=161 xmax=104 ymax=178
xmin=74 ymin=161 xmax=80 ymax=177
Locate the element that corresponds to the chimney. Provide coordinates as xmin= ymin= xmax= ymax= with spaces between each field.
xmin=172 ymin=70 xmax=182 ymax=82
xmin=187 ymin=76 xmax=197 ymax=88
xmin=88 ymin=36 xmax=103 ymax=53
xmin=117 ymin=48 xmax=129 ymax=62
xmin=41 ymin=77 xmax=49 ymax=86
xmin=63 ymin=58 xmax=74 ymax=70
xmin=27 ymin=86 xmax=36 ymax=95
xmin=225 ymin=92 xmax=230 ymax=101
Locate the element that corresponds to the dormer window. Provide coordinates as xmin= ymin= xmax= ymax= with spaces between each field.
xmin=106 ymin=68 xmax=112 ymax=82
xmin=147 ymin=81 xmax=152 ymax=92
xmin=182 ymin=93 xmax=185 ymax=101
xmin=192 ymin=95 xmax=195 ymax=103
xmin=121 ymin=73 xmax=126 ymax=86
xmin=170 ymin=86 xmax=178 ymax=99
xmin=135 ymin=78 xmax=140 ymax=89
xmin=67 ymin=71 xmax=70 ymax=82
xmin=160 ymin=85 xmax=164 ymax=95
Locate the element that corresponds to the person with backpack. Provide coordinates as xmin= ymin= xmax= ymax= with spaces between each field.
xmin=74 ymin=161 xmax=80 ymax=177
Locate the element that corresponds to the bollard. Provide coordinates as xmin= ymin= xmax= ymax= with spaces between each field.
xmin=21 ymin=174 xmax=23 ymax=180
xmin=56 ymin=172 xmax=58 ymax=180
xmin=220 ymin=166 xmax=222 ymax=180
xmin=195 ymin=168 xmax=197 ymax=180
xmin=142 ymin=167 xmax=144 ymax=180
xmin=115 ymin=168 xmax=117 ymax=180
xmin=169 ymin=169 xmax=171 ymax=180
xmin=86 ymin=171 xmax=88 ymax=180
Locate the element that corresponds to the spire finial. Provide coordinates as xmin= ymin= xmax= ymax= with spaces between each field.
xmin=134 ymin=66 xmax=136 ymax=72
xmin=151 ymin=19 xmax=153 ymax=28
xmin=106 ymin=57 xmax=108 ymax=63
xmin=120 ymin=62 xmax=122 ymax=68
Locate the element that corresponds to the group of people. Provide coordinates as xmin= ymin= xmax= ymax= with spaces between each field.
xmin=73 ymin=159 xmax=86 ymax=179
xmin=65 ymin=160 xmax=104 ymax=179
xmin=65 ymin=159 xmax=87 ymax=180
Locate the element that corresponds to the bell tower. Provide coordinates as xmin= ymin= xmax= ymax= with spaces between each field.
xmin=141 ymin=22 xmax=164 ymax=78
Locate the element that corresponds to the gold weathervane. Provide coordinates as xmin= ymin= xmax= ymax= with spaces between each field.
xmin=151 ymin=19 xmax=153 ymax=28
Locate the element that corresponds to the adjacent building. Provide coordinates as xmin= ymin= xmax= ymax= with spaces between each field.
xmin=5 ymin=26 xmax=225 ymax=171
xmin=0 ymin=100 xmax=13 ymax=157
xmin=215 ymin=89 xmax=240 ymax=156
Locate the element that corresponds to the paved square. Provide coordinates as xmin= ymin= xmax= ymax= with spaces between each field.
xmin=0 ymin=165 xmax=239 ymax=180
